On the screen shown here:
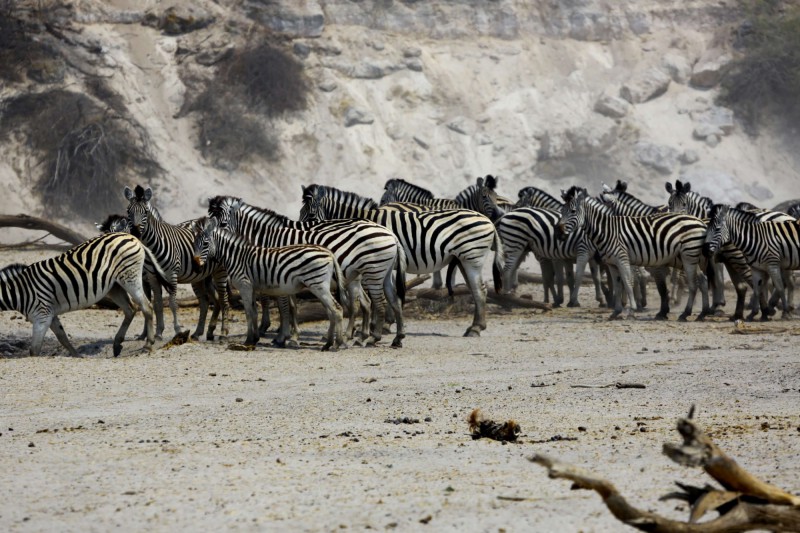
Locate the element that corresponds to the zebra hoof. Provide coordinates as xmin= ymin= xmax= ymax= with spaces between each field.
xmin=113 ymin=344 xmax=123 ymax=357
xmin=678 ymin=314 xmax=689 ymax=322
xmin=567 ymin=301 xmax=580 ymax=308
xmin=391 ymin=336 xmax=403 ymax=348
xmin=463 ymin=328 xmax=481 ymax=337
xmin=654 ymin=313 xmax=669 ymax=321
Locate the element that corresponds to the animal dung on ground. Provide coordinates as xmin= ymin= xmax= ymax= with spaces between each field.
xmin=161 ymin=330 xmax=191 ymax=349
xmin=468 ymin=408 xmax=520 ymax=442
xmin=228 ymin=343 xmax=256 ymax=351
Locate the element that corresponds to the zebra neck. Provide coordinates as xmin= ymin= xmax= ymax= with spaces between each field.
xmin=0 ymin=271 xmax=30 ymax=313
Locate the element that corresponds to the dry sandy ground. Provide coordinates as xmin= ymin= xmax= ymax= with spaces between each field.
xmin=1 ymin=249 xmax=799 ymax=532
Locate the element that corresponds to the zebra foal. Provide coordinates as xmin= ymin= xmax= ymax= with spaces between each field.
xmin=0 ymin=233 xmax=169 ymax=356
xmin=193 ymin=218 xmax=346 ymax=350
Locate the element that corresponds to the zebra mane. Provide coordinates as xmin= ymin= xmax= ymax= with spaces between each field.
xmin=0 ymin=263 xmax=28 ymax=281
xmin=96 ymin=214 xmax=130 ymax=233
xmin=304 ymin=184 xmax=379 ymax=210
xmin=134 ymin=185 xmax=148 ymax=200
xmin=484 ymin=174 xmax=498 ymax=191
xmin=384 ymin=178 xmax=435 ymax=200
xmin=735 ymin=201 xmax=759 ymax=211
xmin=561 ymin=185 xmax=587 ymax=202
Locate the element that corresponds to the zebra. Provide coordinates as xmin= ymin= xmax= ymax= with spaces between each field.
xmin=192 ymin=218 xmax=346 ymax=350
xmin=0 ymin=233 xmax=170 ymax=356
xmin=704 ymin=204 xmax=800 ymax=320
xmin=495 ymin=206 xmax=600 ymax=307
xmin=380 ymin=178 xmax=460 ymax=210
xmin=559 ymin=186 xmax=710 ymax=320
xmin=207 ymin=195 xmax=406 ymax=347
xmin=299 ymin=184 xmax=504 ymax=337
xmin=125 ymin=185 xmax=228 ymax=341
xmin=667 ymin=179 xmax=796 ymax=314
xmin=514 ymin=185 xmax=608 ymax=307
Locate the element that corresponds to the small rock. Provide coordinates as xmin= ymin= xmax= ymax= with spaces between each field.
xmin=691 ymin=51 xmax=732 ymax=89
xmin=705 ymin=134 xmax=720 ymax=147
xmin=344 ymin=107 xmax=375 ymax=127
xmin=318 ymin=79 xmax=338 ymax=92
xmin=691 ymin=106 xmax=735 ymax=136
xmin=28 ymin=442 xmax=35 ymax=448
xmin=680 ymin=150 xmax=699 ymax=165
xmin=446 ymin=116 xmax=477 ymax=136
xmin=235 ymin=398 xmax=243 ymax=403
xmin=594 ymin=94 xmax=630 ymax=118
xmin=403 ymin=46 xmax=422 ymax=58
xmin=693 ymin=123 xmax=724 ymax=140
xmin=370 ymin=40 xmax=385 ymax=51
xmin=413 ymin=136 xmax=430 ymax=149
xmin=475 ymin=133 xmax=492 ymax=146
xmin=661 ymin=52 xmax=692 ymax=84
xmin=405 ymin=58 xmax=423 ymax=72
xmin=633 ymin=141 xmax=680 ymax=174
xmin=620 ymin=68 xmax=671 ymax=104
xmin=293 ymin=42 xmax=311 ymax=58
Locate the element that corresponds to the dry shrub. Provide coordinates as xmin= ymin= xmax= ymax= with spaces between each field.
xmin=719 ymin=1 xmax=800 ymax=131
xmin=0 ymin=90 xmax=160 ymax=219
xmin=186 ymin=36 xmax=310 ymax=168
xmin=0 ymin=1 xmax=59 ymax=83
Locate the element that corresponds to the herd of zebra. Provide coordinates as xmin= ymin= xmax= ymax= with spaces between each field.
xmin=2 ymin=175 xmax=800 ymax=357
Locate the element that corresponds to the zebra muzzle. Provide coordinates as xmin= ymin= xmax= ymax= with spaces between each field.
xmin=191 ymin=255 xmax=204 ymax=273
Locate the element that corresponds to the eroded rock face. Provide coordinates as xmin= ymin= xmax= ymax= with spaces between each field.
xmin=246 ymin=0 xmax=324 ymax=38
xmin=634 ymin=142 xmax=680 ymax=174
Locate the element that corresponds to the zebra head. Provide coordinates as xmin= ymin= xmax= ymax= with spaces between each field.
xmin=96 ymin=214 xmax=130 ymax=234
xmin=192 ymin=217 xmax=220 ymax=272
xmin=665 ymin=179 xmax=691 ymax=214
xmin=703 ymin=204 xmax=730 ymax=257
xmin=125 ymin=185 xmax=154 ymax=238
xmin=299 ymin=184 xmax=324 ymax=223
xmin=380 ymin=179 xmax=401 ymax=206
xmin=557 ymin=186 xmax=587 ymax=238
xmin=208 ymin=196 xmax=243 ymax=230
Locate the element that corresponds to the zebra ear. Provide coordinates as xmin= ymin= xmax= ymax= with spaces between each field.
xmin=601 ymin=182 xmax=611 ymax=193
xmin=124 ymin=186 xmax=134 ymax=201
xmin=616 ymin=180 xmax=627 ymax=192
xmin=560 ymin=188 xmax=568 ymax=201
xmin=683 ymin=182 xmax=691 ymax=193
xmin=665 ymin=182 xmax=673 ymax=193
xmin=143 ymin=187 xmax=153 ymax=202
xmin=476 ymin=177 xmax=484 ymax=187
xmin=232 ymin=198 xmax=242 ymax=211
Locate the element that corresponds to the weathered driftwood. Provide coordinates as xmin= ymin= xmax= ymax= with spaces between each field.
xmin=0 ymin=214 xmax=88 ymax=246
xmin=413 ymin=286 xmax=552 ymax=311
xmin=531 ymin=407 xmax=800 ymax=532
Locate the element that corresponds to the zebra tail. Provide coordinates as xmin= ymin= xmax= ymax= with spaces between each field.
xmin=333 ymin=258 xmax=349 ymax=310
xmin=492 ymin=228 xmax=505 ymax=293
xmin=395 ymin=242 xmax=407 ymax=304
xmin=445 ymin=259 xmax=460 ymax=297
xmin=142 ymin=245 xmax=175 ymax=293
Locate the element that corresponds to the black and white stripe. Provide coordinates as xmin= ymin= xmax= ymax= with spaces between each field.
xmin=125 ymin=185 xmax=228 ymax=340
xmin=454 ymin=175 xmax=513 ymax=221
xmin=380 ymin=178 xmax=460 ymax=210
xmin=559 ymin=186 xmax=709 ymax=320
xmin=0 ymin=233 xmax=168 ymax=356
xmin=207 ymin=195 xmax=406 ymax=347
xmin=193 ymin=218 xmax=346 ymax=350
xmin=300 ymin=184 xmax=504 ymax=337
xmin=704 ymin=204 xmax=800 ymax=319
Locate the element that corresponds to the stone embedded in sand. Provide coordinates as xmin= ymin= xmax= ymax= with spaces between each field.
xmin=691 ymin=105 xmax=735 ymax=136
xmin=594 ymin=94 xmax=630 ymax=118
xmin=661 ymin=52 xmax=692 ymax=84
xmin=691 ymin=51 xmax=732 ymax=89
xmin=344 ymin=107 xmax=375 ymax=127
xmin=680 ymin=150 xmax=699 ymax=165
xmin=693 ymin=123 xmax=724 ymax=140
xmin=619 ymin=68 xmax=671 ymax=104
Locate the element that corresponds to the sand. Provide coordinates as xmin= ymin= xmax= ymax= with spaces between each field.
xmin=1 ymin=248 xmax=798 ymax=532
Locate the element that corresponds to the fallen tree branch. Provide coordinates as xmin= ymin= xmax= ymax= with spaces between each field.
xmin=0 ymin=214 xmax=88 ymax=246
xmin=412 ymin=286 xmax=552 ymax=311
xmin=530 ymin=408 xmax=800 ymax=532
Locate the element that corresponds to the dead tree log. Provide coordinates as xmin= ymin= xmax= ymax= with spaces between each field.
xmin=531 ymin=407 xmax=800 ymax=532
xmin=0 ymin=214 xmax=88 ymax=246
xmin=412 ymin=286 xmax=552 ymax=311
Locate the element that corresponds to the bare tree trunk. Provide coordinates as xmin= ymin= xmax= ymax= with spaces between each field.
xmin=0 ymin=214 xmax=88 ymax=246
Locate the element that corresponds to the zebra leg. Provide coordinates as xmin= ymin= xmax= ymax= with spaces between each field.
xmin=362 ymin=285 xmax=386 ymax=347
xmin=553 ymin=260 xmax=565 ymax=307
xmin=650 ymin=268 xmax=670 ymax=320
xmin=462 ymin=262 xmax=488 ymax=337
xmin=272 ymin=297 xmax=289 ymax=348
xmin=49 ymin=316 xmax=79 ymax=357
xmin=767 ymin=264 xmax=791 ymax=319
xmin=190 ymin=281 xmax=209 ymax=340
xmin=206 ymin=272 xmax=228 ymax=340
xmin=139 ymin=273 xmax=164 ymax=340
xmin=384 ymin=270 xmax=405 ymax=348
xmin=237 ymin=284 xmax=259 ymax=345
xmin=678 ymin=261 xmax=701 ymax=321
xmin=711 ymin=261 xmax=726 ymax=312
xmin=609 ymin=258 xmax=635 ymax=320
xmin=258 ymin=297 xmax=271 ymax=336
xmin=105 ymin=286 xmax=138 ymax=357
xmin=314 ymin=285 xmax=345 ymax=352
xmin=432 ymin=270 xmax=444 ymax=290
xmin=586 ymin=259 xmax=605 ymax=307
xmin=115 ymin=278 xmax=156 ymax=353
xmin=694 ymin=270 xmax=712 ymax=322
xmin=568 ymin=255 xmax=587 ymax=308
xmin=30 ymin=315 xmax=53 ymax=357
xmin=540 ymin=258 xmax=555 ymax=304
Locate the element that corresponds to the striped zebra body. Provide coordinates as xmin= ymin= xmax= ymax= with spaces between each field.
xmin=667 ymin=179 xmax=796 ymax=316
xmin=496 ymin=207 xmax=597 ymax=306
xmin=193 ymin=220 xmax=345 ymax=350
xmin=207 ymin=196 xmax=406 ymax=347
xmin=513 ymin=187 xmax=607 ymax=307
xmin=300 ymin=184 xmax=504 ymax=337
xmin=0 ymin=233 xmax=167 ymax=356
xmin=560 ymin=187 xmax=710 ymax=320
xmin=125 ymin=186 xmax=228 ymax=340
xmin=705 ymin=205 xmax=800 ymax=319
xmin=380 ymin=178 xmax=460 ymax=210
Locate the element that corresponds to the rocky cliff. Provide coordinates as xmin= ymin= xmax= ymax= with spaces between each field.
xmin=1 ymin=0 xmax=796 ymax=237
